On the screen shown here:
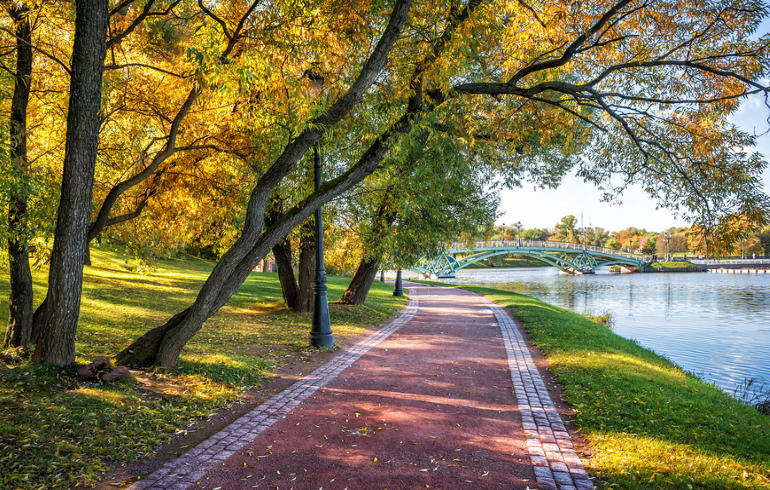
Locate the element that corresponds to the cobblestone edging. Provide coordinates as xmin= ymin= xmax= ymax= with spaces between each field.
xmin=127 ymin=292 xmax=419 ymax=490
xmin=486 ymin=300 xmax=595 ymax=490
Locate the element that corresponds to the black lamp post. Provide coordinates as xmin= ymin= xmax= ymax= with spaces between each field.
xmin=393 ymin=269 xmax=403 ymax=296
xmin=309 ymin=142 xmax=334 ymax=347
xmin=304 ymin=68 xmax=333 ymax=348
xmin=517 ymin=221 xmax=522 ymax=246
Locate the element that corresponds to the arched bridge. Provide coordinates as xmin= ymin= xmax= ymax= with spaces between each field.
xmin=412 ymin=240 xmax=651 ymax=277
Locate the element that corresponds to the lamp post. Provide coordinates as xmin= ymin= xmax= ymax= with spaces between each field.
xmin=304 ymin=68 xmax=333 ymax=348
xmin=309 ymin=142 xmax=333 ymax=347
xmin=517 ymin=221 xmax=522 ymax=246
xmin=663 ymin=233 xmax=671 ymax=261
xmin=393 ymin=269 xmax=403 ymax=296
xmin=501 ymin=222 xmax=505 ymax=245
xmin=740 ymin=239 xmax=746 ymax=259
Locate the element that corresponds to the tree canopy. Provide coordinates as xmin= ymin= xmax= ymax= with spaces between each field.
xmin=1 ymin=0 xmax=768 ymax=366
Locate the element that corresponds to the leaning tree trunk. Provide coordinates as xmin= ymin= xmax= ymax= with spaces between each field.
xmin=296 ymin=220 xmax=316 ymax=313
xmin=34 ymin=0 xmax=108 ymax=365
xmin=340 ymin=256 xmax=381 ymax=305
xmin=4 ymin=4 xmax=35 ymax=349
xmin=114 ymin=0 xmax=415 ymax=367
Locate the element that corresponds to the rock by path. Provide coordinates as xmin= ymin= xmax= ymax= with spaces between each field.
xmin=126 ymin=283 xmax=593 ymax=490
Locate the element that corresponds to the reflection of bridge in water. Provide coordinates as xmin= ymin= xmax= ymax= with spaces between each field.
xmin=413 ymin=240 xmax=650 ymax=278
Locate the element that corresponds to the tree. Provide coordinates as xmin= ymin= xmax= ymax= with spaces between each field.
xmin=584 ymin=227 xmax=610 ymax=247
xmin=605 ymin=237 xmax=621 ymax=250
xmin=657 ymin=232 xmax=689 ymax=257
xmin=2 ymin=1 xmax=35 ymax=348
xmin=641 ymin=235 xmax=658 ymax=255
xmin=339 ymin=126 xmax=498 ymax=305
xmin=553 ymin=215 xmax=578 ymax=241
xmin=85 ymin=1 xmax=252 ymax=261
xmin=33 ymin=0 xmax=109 ymax=365
xmin=115 ymin=0 xmax=416 ymax=367
xmin=118 ymin=0 xmax=770 ymax=368
xmin=521 ymin=228 xmax=549 ymax=241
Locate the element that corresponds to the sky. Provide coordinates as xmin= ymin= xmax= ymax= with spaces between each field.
xmin=497 ymin=92 xmax=770 ymax=233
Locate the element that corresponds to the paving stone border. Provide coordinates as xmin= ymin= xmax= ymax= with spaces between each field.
xmin=126 ymin=291 xmax=419 ymax=490
xmin=485 ymin=298 xmax=594 ymax=490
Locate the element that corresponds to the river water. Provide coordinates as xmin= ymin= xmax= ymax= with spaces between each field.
xmin=430 ymin=267 xmax=770 ymax=394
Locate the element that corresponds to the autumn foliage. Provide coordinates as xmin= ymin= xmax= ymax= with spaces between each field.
xmin=0 ymin=0 xmax=768 ymax=365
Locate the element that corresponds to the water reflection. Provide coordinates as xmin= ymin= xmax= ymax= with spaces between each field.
xmin=435 ymin=267 xmax=770 ymax=392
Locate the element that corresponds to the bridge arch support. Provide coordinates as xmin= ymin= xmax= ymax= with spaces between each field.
xmin=412 ymin=241 xmax=649 ymax=277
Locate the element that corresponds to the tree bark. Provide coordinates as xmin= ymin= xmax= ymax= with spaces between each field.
xmin=272 ymin=238 xmax=298 ymax=309
xmin=266 ymin=198 xmax=299 ymax=310
xmin=114 ymin=0 xmax=415 ymax=367
xmin=4 ymin=2 xmax=34 ymax=348
xmin=296 ymin=220 xmax=316 ymax=313
xmin=34 ymin=0 xmax=108 ymax=365
xmin=339 ymin=257 xmax=381 ymax=305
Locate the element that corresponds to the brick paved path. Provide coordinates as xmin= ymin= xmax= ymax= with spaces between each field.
xmin=126 ymin=283 xmax=592 ymax=490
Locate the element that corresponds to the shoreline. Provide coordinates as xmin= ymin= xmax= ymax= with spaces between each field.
xmin=416 ymin=280 xmax=770 ymax=489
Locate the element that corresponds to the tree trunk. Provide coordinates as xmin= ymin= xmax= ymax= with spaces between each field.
xmin=113 ymin=0 xmax=414 ymax=367
xmin=34 ymin=0 xmax=108 ymax=366
xmin=4 ymin=4 xmax=35 ymax=349
xmin=296 ymin=220 xmax=316 ymax=313
xmin=340 ymin=256 xmax=381 ymax=305
xmin=265 ymin=197 xmax=299 ymax=309
xmin=272 ymin=238 xmax=299 ymax=310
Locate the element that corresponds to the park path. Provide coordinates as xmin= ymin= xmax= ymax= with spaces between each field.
xmin=126 ymin=283 xmax=593 ymax=490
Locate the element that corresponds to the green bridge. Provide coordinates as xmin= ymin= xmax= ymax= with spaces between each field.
xmin=413 ymin=240 xmax=651 ymax=277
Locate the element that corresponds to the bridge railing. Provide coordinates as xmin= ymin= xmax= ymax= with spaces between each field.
xmin=691 ymin=259 xmax=770 ymax=266
xmin=446 ymin=239 xmax=646 ymax=260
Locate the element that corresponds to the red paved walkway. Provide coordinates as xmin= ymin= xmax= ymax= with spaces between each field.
xmin=127 ymin=283 xmax=592 ymax=490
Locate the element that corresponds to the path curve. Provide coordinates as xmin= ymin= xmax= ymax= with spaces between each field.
xmin=126 ymin=283 xmax=592 ymax=490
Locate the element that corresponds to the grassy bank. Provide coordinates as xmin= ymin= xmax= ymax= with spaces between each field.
xmin=0 ymin=247 xmax=408 ymax=489
xmin=435 ymin=283 xmax=770 ymax=489
xmin=650 ymin=261 xmax=702 ymax=269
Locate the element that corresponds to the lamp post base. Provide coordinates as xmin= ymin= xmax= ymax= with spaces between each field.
xmin=309 ymin=332 xmax=334 ymax=348
xmin=393 ymin=269 xmax=403 ymax=296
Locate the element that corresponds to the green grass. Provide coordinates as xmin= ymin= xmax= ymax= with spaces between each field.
xmin=0 ymin=245 xmax=408 ymax=489
xmin=650 ymin=261 xmax=701 ymax=269
xmin=417 ymin=281 xmax=770 ymax=489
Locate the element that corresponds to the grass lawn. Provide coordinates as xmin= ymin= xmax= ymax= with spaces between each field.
xmin=0 ymin=246 xmax=408 ymax=489
xmin=650 ymin=261 xmax=702 ymax=269
xmin=418 ymin=281 xmax=770 ymax=489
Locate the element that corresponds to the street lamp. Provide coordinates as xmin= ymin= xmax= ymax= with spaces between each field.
xmin=501 ymin=222 xmax=506 ymax=245
xmin=304 ymin=68 xmax=333 ymax=348
xmin=517 ymin=221 xmax=522 ymax=246
xmin=740 ymin=239 xmax=746 ymax=259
